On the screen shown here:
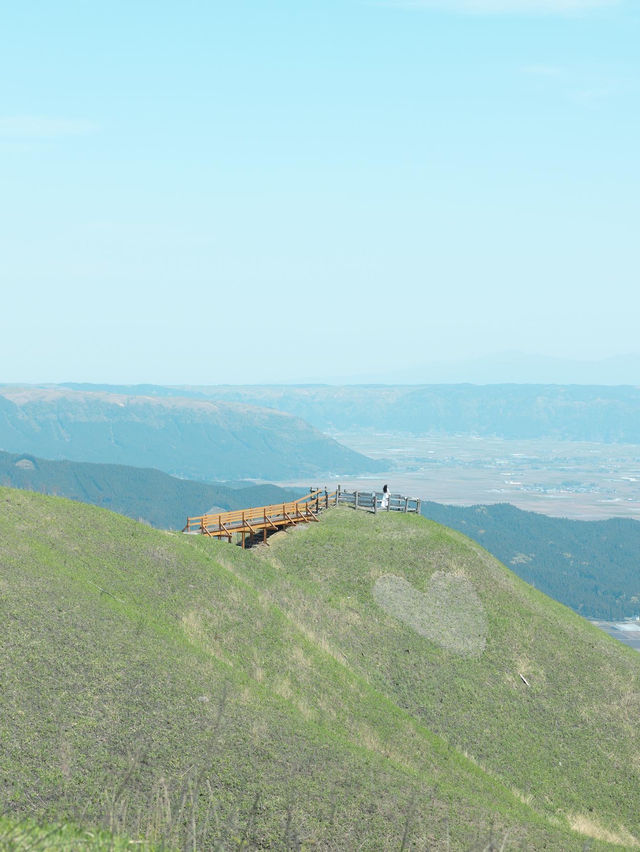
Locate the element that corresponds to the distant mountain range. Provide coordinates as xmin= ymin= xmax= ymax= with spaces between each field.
xmin=59 ymin=381 xmax=640 ymax=442
xmin=0 ymin=386 xmax=382 ymax=481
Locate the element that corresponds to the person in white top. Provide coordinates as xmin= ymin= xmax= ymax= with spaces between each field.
xmin=381 ymin=484 xmax=390 ymax=510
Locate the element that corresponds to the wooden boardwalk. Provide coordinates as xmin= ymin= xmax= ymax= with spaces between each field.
xmin=183 ymin=487 xmax=421 ymax=548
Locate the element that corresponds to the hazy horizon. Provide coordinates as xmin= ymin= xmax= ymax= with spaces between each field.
xmin=3 ymin=349 xmax=640 ymax=387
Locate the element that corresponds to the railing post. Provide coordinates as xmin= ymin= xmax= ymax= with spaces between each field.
xmin=416 ymin=499 xmax=421 ymax=514
xmin=372 ymin=491 xmax=377 ymax=514
xmin=337 ymin=485 xmax=341 ymax=505
xmin=355 ymin=491 xmax=359 ymax=510
xmin=325 ymin=488 xmax=328 ymax=509
xmin=405 ymin=497 xmax=408 ymax=513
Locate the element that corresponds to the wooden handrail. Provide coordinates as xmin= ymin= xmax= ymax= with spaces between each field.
xmin=187 ymin=488 xmax=326 ymax=530
xmin=183 ymin=486 xmax=419 ymax=548
xmin=183 ymin=488 xmax=335 ymax=544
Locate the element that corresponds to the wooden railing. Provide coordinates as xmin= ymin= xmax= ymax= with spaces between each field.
xmin=183 ymin=488 xmax=337 ymax=547
xmin=183 ymin=486 xmax=420 ymax=548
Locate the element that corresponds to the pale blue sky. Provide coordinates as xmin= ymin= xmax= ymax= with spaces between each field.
xmin=1 ymin=0 xmax=638 ymax=383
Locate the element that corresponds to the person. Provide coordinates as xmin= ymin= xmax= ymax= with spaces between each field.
xmin=381 ymin=484 xmax=390 ymax=510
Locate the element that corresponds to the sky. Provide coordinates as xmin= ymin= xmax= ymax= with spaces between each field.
xmin=1 ymin=0 xmax=639 ymax=384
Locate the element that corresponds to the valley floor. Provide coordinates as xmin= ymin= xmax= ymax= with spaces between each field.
xmin=280 ymin=432 xmax=640 ymax=521
xmin=591 ymin=619 xmax=640 ymax=652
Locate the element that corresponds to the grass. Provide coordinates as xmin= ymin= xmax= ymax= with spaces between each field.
xmin=1 ymin=487 xmax=638 ymax=849
xmin=0 ymin=814 xmax=150 ymax=850
xmin=215 ymin=506 xmax=640 ymax=844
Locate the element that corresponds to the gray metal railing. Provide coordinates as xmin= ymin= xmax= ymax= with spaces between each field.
xmin=334 ymin=486 xmax=420 ymax=515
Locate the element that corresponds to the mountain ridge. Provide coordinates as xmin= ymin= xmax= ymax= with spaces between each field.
xmin=55 ymin=381 xmax=640 ymax=441
xmin=0 ymin=385 xmax=382 ymax=481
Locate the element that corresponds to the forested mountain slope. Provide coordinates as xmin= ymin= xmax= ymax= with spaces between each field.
xmin=0 ymin=449 xmax=303 ymax=529
xmin=2 ymin=488 xmax=639 ymax=849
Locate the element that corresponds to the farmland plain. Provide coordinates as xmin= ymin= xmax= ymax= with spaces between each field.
xmin=297 ymin=432 xmax=640 ymax=521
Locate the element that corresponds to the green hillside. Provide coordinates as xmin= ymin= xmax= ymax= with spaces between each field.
xmin=0 ymin=449 xmax=304 ymax=529
xmin=0 ymin=814 xmax=146 ymax=850
xmin=1 ymin=488 xmax=639 ymax=849
xmin=229 ymin=509 xmax=640 ymax=845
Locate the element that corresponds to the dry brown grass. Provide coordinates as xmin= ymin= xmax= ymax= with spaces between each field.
xmin=181 ymin=610 xmax=235 ymax=667
xmin=568 ymin=813 xmax=639 ymax=847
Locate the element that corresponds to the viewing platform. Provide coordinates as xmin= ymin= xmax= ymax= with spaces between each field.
xmin=183 ymin=486 xmax=421 ymax=548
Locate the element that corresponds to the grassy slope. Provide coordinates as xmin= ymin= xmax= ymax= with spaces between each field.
xmin=0 ymin=489 xmax=636 ymax=849
xmin=0 ymin=815 xmax=147 ymax=850
xmin=223 ymin=507 xmax=640 ymax=848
